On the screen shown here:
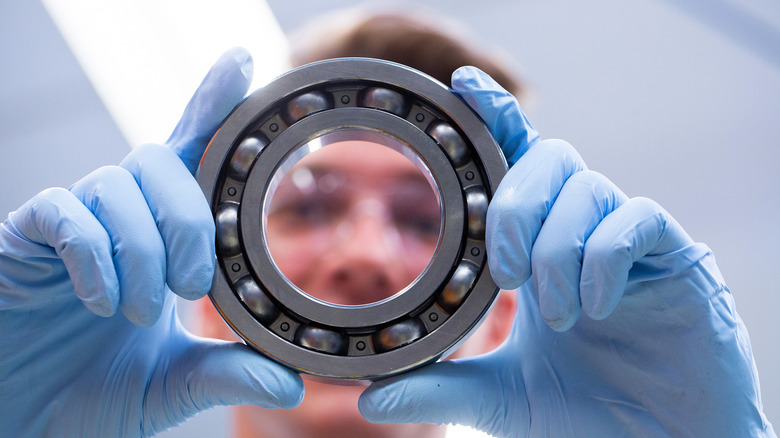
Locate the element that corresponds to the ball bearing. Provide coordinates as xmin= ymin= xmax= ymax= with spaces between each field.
xmin=228 ymin=135 xmax=267 ymax=181
xmin=235 ymin=275 xmax=279 ymax=324
xmin=215 ymin=202 xmax=240 ymax=257
xmin=198 ymin=58 xmax=507 ymax=381
xmin=360 ymin=87 xmax=408 ymax=116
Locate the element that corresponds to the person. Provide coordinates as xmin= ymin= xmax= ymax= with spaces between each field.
xmin=286 ymin=8 xmax=527 ymax=99
xmin=194 ymin=10 xmax=523 ymax=438
xmin=0 ymin=17 xmax=775 ymax=438
xmin=199 ymin=136 xmax=516 ymax=438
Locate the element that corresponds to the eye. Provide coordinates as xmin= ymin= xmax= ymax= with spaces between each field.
xmin=291 ymin=198 xmax=339 ymax=223
xmin=394 ymin=208 xmax=441 ymax=240
xmin=272 ymin=194 xmax=346 ymax=227
xmin=389 ymin=182 xmax=441 ymax=241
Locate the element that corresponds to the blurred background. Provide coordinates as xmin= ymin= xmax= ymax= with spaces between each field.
xmin=1 ymin=0 xmax=778 ymax=436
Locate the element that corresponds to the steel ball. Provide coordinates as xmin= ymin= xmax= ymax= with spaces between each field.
xmin=295 ymin=326 xmax=346 ymax=355
xmin=285 ymin=91 xmax=332 ymax=124
xmin=437 ymin=261 xmax=479 ymax=313
xmin=373 ymin=319 xmax=425 ymax=352
xmin=465 ymin=186 xmax=488 ymax=240
xmin=215 ymin=202 xmax=241 ymax=257
xmin=235 ymin=275 xmax=278 ymax=324
xmin=229 ymin=135 xmax=267 ymax=181
xmin=427 ymin=121 xmax=469 ymax=167
xmin=360 ymin=87 xmax=407 ymax=116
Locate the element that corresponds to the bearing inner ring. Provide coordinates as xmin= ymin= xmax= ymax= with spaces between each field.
xmin=197 ymin=58 xmax=507 ymax=380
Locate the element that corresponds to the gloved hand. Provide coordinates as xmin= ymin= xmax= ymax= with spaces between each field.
xmin=0 ymin=48 xmax=303 ymax=438
xmin=359 ymin=67 xmax=775 ymax=437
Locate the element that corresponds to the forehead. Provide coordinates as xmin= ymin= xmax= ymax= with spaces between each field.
xmin=295 ymin=140 xmax=424 ymax=181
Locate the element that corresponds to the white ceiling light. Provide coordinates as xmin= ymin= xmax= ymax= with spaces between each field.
xmin=42 ymin=0 xmax=291 ymax=147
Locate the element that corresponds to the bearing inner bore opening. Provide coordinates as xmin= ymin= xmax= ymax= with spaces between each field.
xmin=262 ymin=128 xmax=444 ymax=306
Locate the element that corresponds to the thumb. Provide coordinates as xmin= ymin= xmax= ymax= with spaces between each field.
xmin=147 ymin=339 xmax=303 ymax=434
xmin=452 ymin=66 xmax=540 ymax=168
xmin=359 ymin=356 xmax=528 ymax=438
xmin=166 ymin=47 xmax=254 ymax=174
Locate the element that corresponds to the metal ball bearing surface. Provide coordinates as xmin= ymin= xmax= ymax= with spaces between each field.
xmin=197 ymin=58 xmax=507 ymax=381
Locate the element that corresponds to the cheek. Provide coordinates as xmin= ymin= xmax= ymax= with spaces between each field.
xmin=266 ymin=224 xmax=334 ymax=286
xmin=400 ymin=237 xmax=438 ymax=279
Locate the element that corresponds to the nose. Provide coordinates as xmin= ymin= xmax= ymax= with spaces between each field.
xmin=317 ymin=201 xmax=410 ymax=305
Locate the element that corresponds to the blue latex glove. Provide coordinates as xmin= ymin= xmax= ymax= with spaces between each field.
xmin=359 ymin=67 xmax=775 ymax=437
xmin=0 ymin=48 xmax=303 ymax=438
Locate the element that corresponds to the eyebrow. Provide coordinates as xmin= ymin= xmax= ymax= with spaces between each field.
xmin=303 ymin=164 xmax=434 ymax=187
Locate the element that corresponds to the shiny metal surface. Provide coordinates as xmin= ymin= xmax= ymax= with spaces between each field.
xmin=235 ymin=275 xmax=278 ymax=324
xmin=197 ymin=58 xmax=507 ymax=381
xmin=284 ymin=91 xmax=332 ymax=124
xmin=374 ymin=319 xmax=426 ymax=352
xmin=295 ymin=326 xmax=346 ymax=355
xmin=215 ymin=202 xmax=240 ymax=257
xmin=228 ymin=135 xmax=267 ymax=181
xmin=360 ymin=87 xmax=408 ymax=116
xmin=465 ymin=186 xmax=489 ymax=240
xmin=437 ymin=261 xmax=479 ymax=313
xmin=427 ymin=121 xmax=469 ymax=167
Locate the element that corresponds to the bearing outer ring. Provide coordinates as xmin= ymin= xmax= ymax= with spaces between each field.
xmin=197 ymin=58 xmax=507 ymax=380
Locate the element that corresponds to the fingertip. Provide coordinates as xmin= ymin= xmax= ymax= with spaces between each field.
xmin=168 ymin=254 xmax=215 ymax=300
xmin=187 ymin=341 xmax=305 ymax=410
xmin=543 ymin=311 xmax=580 ymax=332
xmin=585 ymin=304 xmax=615 ymax=321
xmin=452 ymin=66 xmax=496 ymax=91
xmin=357 ymin=386 xmax=386 ymax=423
xmin=486 ymin=198 xmax=531 ymax=289
xmin=167 ymin=48 xmax=254 ymax=174
xmin=245 ymin=348 xmax=306 ymax=408
xmin=487 ymin=260 xmax=528 ymax=291
xmin=486 ymin=232 xmax=529 ymax=289
xmin=358 ymin=376 xmax=421 ymax=425
xmin=71 ymin=263 xmax=120 ymax=319
xmin=81 ymin=293 xmax=118 ymax=318
xmin=220 ymin=46 xmax=254 ymax=84
xmin=534 ymin=271 xmax=582 ymax=333
xmin=120 ymin=142 xmax=217 ymax=300
xmin=451 ymin=66 xmax=540 ymax=166
xmin=359 ymin=358 xmax=521 ymax=435
xmin=450 ymin=65 xmax=513 ymax=118
xmin=275 ymin=371 xmax=305 ymax=409
xmin=169 ymin=284 xmax=210 ymax=301
xmin=68 ymin=245 xmax=119 ymax=319
xmin=121 ymin=291 xmax=165 ymax=327
xmin=165 ymin=219 xmax=216 ymax=300
xmin=581 ymin=280 xmax=623 ymax=321
xmin=539 ymin=292 xmax=582 ymax=332
xmin=244 ymin=358 xmax=305 ymax=409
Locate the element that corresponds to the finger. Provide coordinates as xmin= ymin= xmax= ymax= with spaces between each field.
xmin=167 ymin=47 xmax=254 ymax=174
xmin=359 ymin=356 xmax=527 ymax=438
xmin=120 ymin=144 xmax=215 ymax=299
xmin=486 ymin=139 xmax=587 ymax=290
xmin=69 ymin=166 xmax=167 ymax=327
xmin=451 ymin=66 xmax=540 ymax=167
xmin=580 ymin=197 xmax=706 ymax=319
xmin=531 ymin=170 xmax=628 ymax=331
xmin=147 ymin=339 xmax=304 ymax=434
xmin=8 ymin=188 xmax=118 ymax=316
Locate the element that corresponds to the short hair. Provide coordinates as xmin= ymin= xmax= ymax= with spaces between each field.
xmin=288 ymin=8 xmax=528 ymax=100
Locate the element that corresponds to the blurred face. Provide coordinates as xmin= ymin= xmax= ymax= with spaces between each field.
xmin=197 ymin=138 xmax=515 ymax=438
xmin=265 ymin=138 xmax=441 ymax=305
